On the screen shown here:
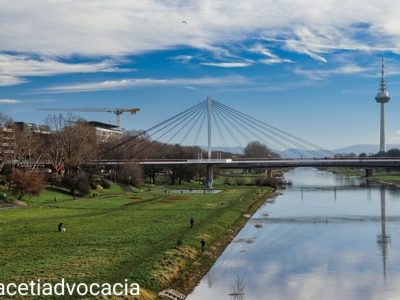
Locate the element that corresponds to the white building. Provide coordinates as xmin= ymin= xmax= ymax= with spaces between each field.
xmin=86 ymin=121 xmax=122 ymax=142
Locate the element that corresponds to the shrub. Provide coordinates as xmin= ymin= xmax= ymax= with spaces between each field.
xmin=48 ymin=174 xmax=63 ymax=187
xmin=235 ymin=177 xmax=245 ymax=186
xmin=100 ymin=178 xmax=111 ymax=189
xmin=117 ymin=165 xmax=144 ymax=188
xmin=0 ymin=192 xmax=8 ymax=202
xmin=9 ymin=169 xmax=45 ymax=200
xmin=223 ymin=177 xmax=231 ymax=186
xmin=62 ymin=173 xmax=91 ymax=197
xmin=252 ymin=176 xmax=284 ymax=188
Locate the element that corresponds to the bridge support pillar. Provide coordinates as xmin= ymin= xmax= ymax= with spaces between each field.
xmin=206 ymin=164 xmax=213 ymax=189
xmin=365 ymin=168 xmax=373 ymax=177
xmin=266 ymin=169 xmax=272 ymax=179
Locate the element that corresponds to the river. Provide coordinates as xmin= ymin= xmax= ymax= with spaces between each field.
xmin=187 ymin=168 xmax=400 ymax=300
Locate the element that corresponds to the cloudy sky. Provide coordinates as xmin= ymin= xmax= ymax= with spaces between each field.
xmin=1 ymin=0 xmax=400 ymax=149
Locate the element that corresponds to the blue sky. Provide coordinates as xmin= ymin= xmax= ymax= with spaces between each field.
xmin=1 ymin=1 xmax=400 ymax=149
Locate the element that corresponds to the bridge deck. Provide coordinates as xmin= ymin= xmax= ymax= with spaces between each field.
xmin=93 ymin=158 xmax=400 ymax=168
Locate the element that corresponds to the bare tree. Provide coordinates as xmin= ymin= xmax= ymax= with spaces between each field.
xmin=61 ymin=119 xmax=98 ymax=172
xmin=9 ymin=169 xmax=45 ymax=200
xmin=244 ymin=141 xmax=278 ymax=158
xmin=0 ymin=113 xmax=12 ymax=125
xmin=44 ymin=114 xmax=99 ymax=173
xmin=43 ymin=114 xmax=67 ymax=173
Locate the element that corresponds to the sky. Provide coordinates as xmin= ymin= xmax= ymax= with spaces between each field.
xmin=1 ymin=0 xmax=400 ymax=150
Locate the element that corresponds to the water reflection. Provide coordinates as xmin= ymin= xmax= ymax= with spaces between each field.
xmin=207 ymin=270 xmax=214 ymax=288
xmin=187 ymin=168 xmax=400 ymax=300
xmin=377 ymin=187 xmax=391 ymax=280
xmin=229 ymin=275 xmax=245 ymax=300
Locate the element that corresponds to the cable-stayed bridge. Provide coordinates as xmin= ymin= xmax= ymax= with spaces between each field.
xmin=100 ymin=97 xmax=400 ymax=187
xmin=105 ymin=97 xmax=336 ymax=158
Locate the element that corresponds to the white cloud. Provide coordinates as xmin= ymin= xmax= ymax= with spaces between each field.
xmin=260 ymin=58 xmax=293 ymax=65
xmin=249 ymin=44 xmax=277 ymax=58
xmin=389 ymin=129 xmax=400 ymax=142
xmin=1 ymin=1 xmax=400 ymax=58
xmin=201 ymin=62 xmax=253 ymax=68
xmin=0 ymin=74 xmax=26 ymax=86
xmin=37 ymin=75 xmax=250 ymax=93
xmin=0 ymin=54 xmax=129 ymax=86
xmin=0 ymin=98 xmax=21 ymax=104
xmin=249 ymin=43 xmax=293 ymax=65
xmin=170 ymin=55 xmax=194 ymax=63
xmin=294 ymin=64 xmax=366 ymax=80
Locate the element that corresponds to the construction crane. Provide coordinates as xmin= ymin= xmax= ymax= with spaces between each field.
xmin=38 ymin=107 xmax=140 ymax=128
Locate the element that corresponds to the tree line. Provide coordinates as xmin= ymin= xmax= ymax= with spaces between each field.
xmin=1 ymin=112 xmax=278 ymax=199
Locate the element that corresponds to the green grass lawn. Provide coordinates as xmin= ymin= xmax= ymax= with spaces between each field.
xmin=0 ymin=183 xmax=271 ymax=298
xmin=328 ymin=167 xmax=400 ymax=184
xmin=368 ymin=175 xmax=400 ymax=184
xmin=328 ymin=167 xmax=366 ymax=176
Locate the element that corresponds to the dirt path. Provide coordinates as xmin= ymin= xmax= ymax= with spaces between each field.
xmin=0 ymin=199 xmax=16 ymax=210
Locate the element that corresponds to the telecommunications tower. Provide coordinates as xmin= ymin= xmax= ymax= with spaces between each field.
xmin=375 ymin=58 xmax=390 ymax=152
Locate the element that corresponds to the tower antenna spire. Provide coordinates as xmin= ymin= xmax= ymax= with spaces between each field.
xmin=379 ymin=57 xmax=387 ymax=93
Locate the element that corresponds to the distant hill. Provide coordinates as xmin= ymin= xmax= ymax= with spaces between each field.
xmin=280 ymin=144 xmax=399 ymax=158
xmin=201 ymin=144 xmax=400 ymax=158
xmin=201 ymin=146 xmax=243 ymax=154
xmin=333 ymin=144 xmax=398 ymax=155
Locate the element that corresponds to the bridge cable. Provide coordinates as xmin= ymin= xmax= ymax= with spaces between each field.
xmin=193 ymin=110 xmax=207 ymax=147
xmin=179 ymin=106 xmax=207 ymax=145
xmin=126 ymin=101 xmax=206 ymax=155
xmin=214 ymin=103 xmax=306 ymax=158
xmin=163 ymin=103 xmax=207 ymax=144
xmin=212 ymin=106 xmax=246 ymax=154
xmin=216 ymin=103 xmax=312 ymax=158
xmin=213 ymin=105 xmax=290 ymax=158
xmin=214 ymin=101 xmax=318 ymax=158
xmin=102 ymin=100 xmax=205 ymax=154
xmin=214 ymin=102 xmax=326 ymax=158
xmin=211 ymin=106 xmax=231 ymax=154
xmin=214 ymin=100 xmax=335 ymax=157
xmin=124 ymin=101 xmax=206 ymax=152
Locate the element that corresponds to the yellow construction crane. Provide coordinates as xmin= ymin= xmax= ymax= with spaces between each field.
xmin=38 ymin=107 xmax=140 ymax=128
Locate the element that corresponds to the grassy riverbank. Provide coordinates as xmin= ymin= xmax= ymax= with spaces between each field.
xmin=0 ymin=184 xmax=273 ymax=299
xmin=328 ymin=167 xmax=400 ymax=185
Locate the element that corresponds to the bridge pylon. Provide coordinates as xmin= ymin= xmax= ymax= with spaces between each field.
xmin=207 ymin=164 xmax=214 ymax=189
xmin=206 ymin=96 xmax=213 ymax=188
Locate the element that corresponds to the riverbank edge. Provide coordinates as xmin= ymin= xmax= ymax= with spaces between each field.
xmin=164 ymin=188 xmax=277 ymax=299
xmin=328 ymin=168 xmax=400 ymax=187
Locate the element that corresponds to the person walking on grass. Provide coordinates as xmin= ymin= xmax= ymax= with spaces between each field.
xmin=190 ymin=217 xmax=194 ymax=229
xmin=201 ymin=239 xmax=206 ymax=252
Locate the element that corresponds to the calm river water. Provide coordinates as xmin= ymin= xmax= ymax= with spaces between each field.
xmin=187 ymin=168 xmax=400 ymax=300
